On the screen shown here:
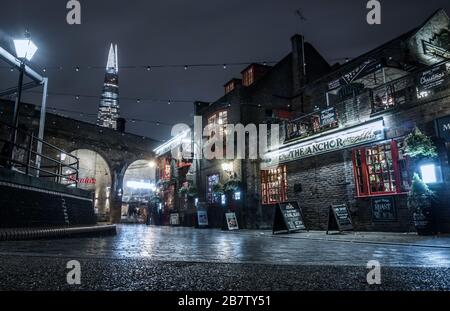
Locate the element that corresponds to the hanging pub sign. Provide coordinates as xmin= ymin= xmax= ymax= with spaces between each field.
xmin=262 ymin=119 xmax=385 ymax=169
xmin=326 ymin=204 xmax=353 ymax=234
xmin=273 ymin=201 xmax=306 ymax=234
xmin=225 ymin=213 xmax=239 ymax=231
xmin=328 ymin=58 xmax=384 ymax=91
xmin=416 ymin=63 xmax=448 ymax=93
xmin=170 ymin=213 xmax=180 ymax=226
xmin=372 ymin=196 xmax=397 ymax=222
xmin=436 ymin=115 xmax=450 ymax=142
xmin=320 ymin=107 xmax=338 ymax=127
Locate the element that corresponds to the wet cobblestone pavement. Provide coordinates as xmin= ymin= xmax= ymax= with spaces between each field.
xmin=1 ymin=225 xmax=450 ymax=290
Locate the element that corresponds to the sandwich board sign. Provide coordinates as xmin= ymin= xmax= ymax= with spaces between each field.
xmin=272 ymin=201 xmax=306 ymax=234
xmin=326 ymin=204 xmax=354 ymax=234
xmin=225 ymin=212 xmax=239 ymax=231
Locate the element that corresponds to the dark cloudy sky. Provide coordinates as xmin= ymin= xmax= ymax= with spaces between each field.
xmin=1 ymin=0 xmax=450 ymax=141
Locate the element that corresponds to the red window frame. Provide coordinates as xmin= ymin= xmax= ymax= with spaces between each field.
xmin=261 ymin=165 xmax=288 ymax=205
xmin=352 ymin=140 xmax=410 ymax=197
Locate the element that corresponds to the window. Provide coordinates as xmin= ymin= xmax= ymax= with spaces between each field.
xmin=161 ymin=158 xmax=171 ymax=180
xmin=207 ymin=174 xmax=220 ymax=203
xmin=242 ymin=68 xmax=254 ymax=86
xmin=352 ymin=140 xmax=410 ymax=197
xmin=261 ymin=165 xmax=288 ymax=204
xmin=207 ymin=110 xmax=228 ymax=138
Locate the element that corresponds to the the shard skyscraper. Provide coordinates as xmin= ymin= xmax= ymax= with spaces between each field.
xmin=97 ymin=44 xmax=120 ymax=129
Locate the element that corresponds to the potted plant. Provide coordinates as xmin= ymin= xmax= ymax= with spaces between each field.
xmin=407 ymin=174 xmax=435 ymax=235
xmin=405 ymin=127 xmax=438 ymax=235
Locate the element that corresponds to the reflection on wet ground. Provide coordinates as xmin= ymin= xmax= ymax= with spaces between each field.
xmin=0 ymin=225 xmax=449 ymax=267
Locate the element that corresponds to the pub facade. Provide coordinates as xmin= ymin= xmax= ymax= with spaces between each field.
xmin=261 ymin=9 xmax=450 ymax=232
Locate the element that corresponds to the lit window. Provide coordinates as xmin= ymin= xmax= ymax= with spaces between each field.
xmin=420 ymin=164 xmax=437 ymax=184
xmin=243 ymin=68 xmax=254 ymax=86
xmin=352 ymin=140 xmax=410 ymax=197
xmin=261 ymin=165 xmax=288 ymax=204
xmin=207 ymin=110 xmax=228 ymax=138
xmin=207 ymin=174 xmax=220 ymax=204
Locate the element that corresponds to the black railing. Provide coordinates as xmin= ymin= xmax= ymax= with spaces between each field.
xmin=0 ymin=120 xmax=79 ymax=187
xmin=284 ymin=107 xmax=339 ymax=142
xmin=371 ymin=60 xmax=450 ymax=114
xmin=371 ymin=74 xmax=416 ymax=114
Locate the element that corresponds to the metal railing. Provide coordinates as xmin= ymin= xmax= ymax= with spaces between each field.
xmin=0 ymin=119 xmax=79 ymax=187
xmin=371 ymin=60 xmax=450 ymax=114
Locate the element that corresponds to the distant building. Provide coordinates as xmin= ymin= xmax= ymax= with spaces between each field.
xmin=97 ymin=44 xmax=120 ymax=130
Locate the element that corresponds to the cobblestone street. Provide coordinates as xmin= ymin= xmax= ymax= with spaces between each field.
xmin=1 ymin=225 xmax=450 ymax=290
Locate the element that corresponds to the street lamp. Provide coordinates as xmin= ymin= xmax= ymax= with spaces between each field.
xmin=10 ymin=31 xmax=38 ymax=161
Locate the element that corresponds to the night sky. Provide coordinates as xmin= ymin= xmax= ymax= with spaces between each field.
xmin=1 ymin=0 xmax=450 ymax=142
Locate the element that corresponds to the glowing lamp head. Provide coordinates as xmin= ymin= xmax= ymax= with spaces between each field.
xmin=13 ymin=38 xmax=38 ymax=61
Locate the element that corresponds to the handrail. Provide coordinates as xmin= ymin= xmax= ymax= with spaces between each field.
xmin=0 ymin=119 xmax=79 ymax=187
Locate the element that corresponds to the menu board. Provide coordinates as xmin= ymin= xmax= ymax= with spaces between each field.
xmin=320 ymin=107 xmax=337 ymax=127
xmin=416 ymin=64 xmax=448 ymax=92
xmin=327 ymin=204 xmax=353 ymax=234
xmin=170 ymin=213 xmax=180 ymax=226
xmin=372 ymin=197 xmax=397 ymax=222
xmin=225 ymin=213 xmax=239 ymax=231
xmin=273 ymin=202 xmax=306 ymax=234
xmin=197 ymin=210 xmax=209 ymax=227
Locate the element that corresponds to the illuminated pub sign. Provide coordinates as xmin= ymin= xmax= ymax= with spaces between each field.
xmin=262 ymin=119 xmax=385 ymax=169
xmin=436 ymin=115 xmax=450 ymax=142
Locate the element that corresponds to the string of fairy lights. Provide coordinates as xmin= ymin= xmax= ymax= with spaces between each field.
xmin=0 ymin=56 xmax=355 ymax=127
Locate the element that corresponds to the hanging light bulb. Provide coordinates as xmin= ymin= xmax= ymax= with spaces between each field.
xmin=75 ymin=66 xmax=80 ymax=72
xmin=184 ymin=65 xmax=188 ymax=70
xmin=168 ymin=100 xmax=171 ymax=105
xmin=223 ymin=64 xmax=227 ymax=69
xmin=137 ymin=99 xmax=141 ymax=104
xmin=146 ymin=66 xmax=151 ymax=71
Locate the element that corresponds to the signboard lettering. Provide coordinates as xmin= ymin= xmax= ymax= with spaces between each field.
xmin=372 ymin=196 xmax=397 ymax=222
xmin=320 ymin=107 xmax=338 ymax=127
xmin=273 ymin=202 xmax=306 ymax=234
xmin=416 ymin=64 xmax=448 ymax=92
xmin=437 ymin=115 xmax=450 ymax=142
xmin=327 ymin=204 xmax=353 ymax=234
xmin=262 ymin=119 xmax=385 ymax=169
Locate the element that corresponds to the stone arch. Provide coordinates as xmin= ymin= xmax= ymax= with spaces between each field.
xmin=123 ymin=160 xmax=157 ymax=202
xmin=63 ymin=149 xmax=112 ymax=218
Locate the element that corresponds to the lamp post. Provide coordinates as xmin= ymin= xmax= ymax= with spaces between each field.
xmin=10 ymin=32 xmax=38 ymax=161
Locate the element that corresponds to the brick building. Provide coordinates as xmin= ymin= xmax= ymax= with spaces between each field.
xmin=193 ymin=35 xmax=330 ymax=228
xmin=262 ymin=9 xmax=450 ymax=232
xmin=191 ymin=9 xmax=450 ymax=232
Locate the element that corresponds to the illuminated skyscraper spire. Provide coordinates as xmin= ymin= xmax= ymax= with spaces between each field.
xmin=97 ymin=43 xmax=120 ymax=129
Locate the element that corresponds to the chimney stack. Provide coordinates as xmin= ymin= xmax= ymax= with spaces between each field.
xmin=291 ymin=34 xmax=307 ymax=93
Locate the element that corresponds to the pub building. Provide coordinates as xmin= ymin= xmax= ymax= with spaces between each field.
xmin=153 ymin=129 xmax=196 ymax=226
xmin=262 ymin=9 xmax=450 ymax=232
xmin=164 ymin=8 xmax=450 ymax=232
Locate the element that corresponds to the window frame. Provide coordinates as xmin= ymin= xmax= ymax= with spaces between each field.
xmin=352 ymin=139 xmax=410 ymax=198
xmin=207 ymin=173 xmax=221 ymax=204
xmin=261 ymin=165 xmax=288 ymax=205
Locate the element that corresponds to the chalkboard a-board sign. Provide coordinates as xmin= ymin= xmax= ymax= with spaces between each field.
xmin=372 ymin=196 xmax=397 ymax=222
xmin=273 ymin=201 xmax=306 ymax=234
xmin=326 ymin=204 xmax=354 ymax=234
